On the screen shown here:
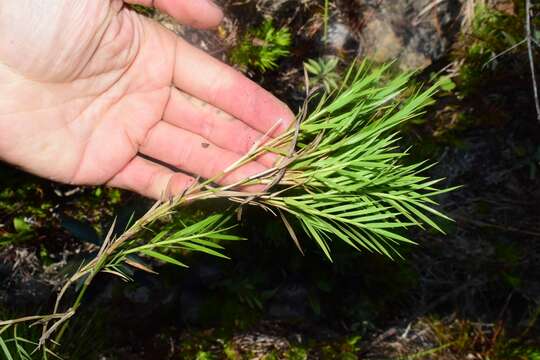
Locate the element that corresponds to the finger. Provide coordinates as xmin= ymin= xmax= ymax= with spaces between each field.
xmin=108 ymin=156 xmax=197 ymax=200
xmin=173 ymin=38 xmax=295 ymax=136
xmin=124 ymin=0 xmax=223 ymax=29
xmin=139 ymin=122 xmax=268 ymax=188
xmin=163 ymin=88 xmax=279 ymax=168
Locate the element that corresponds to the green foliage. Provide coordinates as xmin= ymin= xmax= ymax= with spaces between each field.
xmin=267 ymin=63 xmax=453 ymax=260
xmin=0 ymin=325 xmax=38 ymax=360
xmin=506 ymin=347 xmax=540 ymax=360
xmin=0 ymin=178 xmax=48 ymax=246
xmin=0 ymin=307 xmax=110 ymax=360
xmin=196 ymin=351 xmax=216 ymax=360
xmin=323 ymin=0 xmax=330 ymax=44
xmin=286 ymin=347 xmax=308 ymax=360
xmin=104 ymin=213 xmax=243 ymax=280
xmin=12 ymin=218 xmax=31 ymax=233
xmin=435 ymin=76 xmax=456 ymax=92
xmin=171 ymin=329 xmax=365 ymax=359
xmin=224 ymin=343 xmax=242 ymax=360
xmin=0 ymin=322 xmax=71 ymax=360
xmin=230 ymin=20 xmax=292 ymax=72
xmin=304 ymin=57 xmax=341 ymax=93
xmin=1 ymin=217 xmax=34 ymax=246
xmin=456 ymin=4 xmax=524 ymax=93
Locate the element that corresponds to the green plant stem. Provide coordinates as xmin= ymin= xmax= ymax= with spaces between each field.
xmin=323 ymin=0 xmax=329 ymax=44
xmin=52 ymin=279 xmax=91 ymax=346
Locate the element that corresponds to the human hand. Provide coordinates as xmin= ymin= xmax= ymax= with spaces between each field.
xmin=0 ymin=0 xmax=294 ymax=199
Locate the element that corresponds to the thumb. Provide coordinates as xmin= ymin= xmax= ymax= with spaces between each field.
xmin=124 ymin=0 xmax=224 ymax=29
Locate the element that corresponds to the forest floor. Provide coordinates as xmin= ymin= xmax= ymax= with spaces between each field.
xmin=1 ymin=0 xmax=540 ymax=359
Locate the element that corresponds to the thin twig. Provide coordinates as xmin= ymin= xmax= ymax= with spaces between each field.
xmin=0 ymin=313 xmax=71 ymax=327
xmin=483 ymin=38 xmax=527 ymax=69
xmin=279 ymin=209 xmax=304 ymax=255
xmin=264 ymin=103 xmax=305 ymax=190
xmin=454 ymin=215 xmax=540 ymax=237
xmin=526 ymin=0 xmax=540 ymax=122
xmin=413 ymin=279 xmax=484 ymax=318
xmin=223 ymin=118 xmax=284 ymax=173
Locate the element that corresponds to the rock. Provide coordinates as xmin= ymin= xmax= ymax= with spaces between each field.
xmin=327 ymin=21 xmax=352 ymax=51
xmin=363 ymin=18 xmax=409 ymax=64
xmin=339 ymin=0 xmax=462 ymax=71
xmin=327 ymin=20 xmax=361 ymax=55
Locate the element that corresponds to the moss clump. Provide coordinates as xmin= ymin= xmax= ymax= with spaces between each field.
xmin=230 ymin=20 xmax=292 ymax=72
xmin=455 ymin=4 xmax=525 ymax=94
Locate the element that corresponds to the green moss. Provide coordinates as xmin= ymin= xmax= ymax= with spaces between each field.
xmin=223 ymin=342 xmax=242 ymax=360
xmin=455 ymin=3 xmax=524 ymax=94
xmin=407 ymin=2 xmax=531 ymax=142
xmin=262 ymin=352 xmax=280 ymax=360
xmin=285 ymin=347 xmax=308 ymax=360
xmin=230 ymin=20 xmax=292 ymax=73
xmin=196 ymin=351 xmax=217 ymax=360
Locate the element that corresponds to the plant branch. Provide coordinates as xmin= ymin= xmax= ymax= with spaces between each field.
xmin=1 ymin=62 xmax=454 ymax=353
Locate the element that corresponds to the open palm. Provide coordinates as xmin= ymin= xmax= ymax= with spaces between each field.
xmin=0 ymin=0 xmax=293 ymax=199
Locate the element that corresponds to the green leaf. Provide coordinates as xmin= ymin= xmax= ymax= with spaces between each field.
xmin=437 ymin=76 xmax=456 ymax=92
xmin=13 ymin=218 xmax=31 ymax=233
xmin=181 ymin=242 xmax=230 ymax=259
xmin=0 ymin=335 xmax=14 ymax=360
xmin=140 ymin=250 xmax=188 ymax=268
xmin=203 ymin=233 xmax=245 ymax=241
xmin=61 ymin=216 xmax=101 ymax=245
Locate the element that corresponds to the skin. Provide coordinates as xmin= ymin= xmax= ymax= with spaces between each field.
xmin=0 ymin=0 xmax=294 ymax=199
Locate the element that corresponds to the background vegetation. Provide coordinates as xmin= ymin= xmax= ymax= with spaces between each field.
xmin=1 ymin=0 xmax=539 ymax=359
